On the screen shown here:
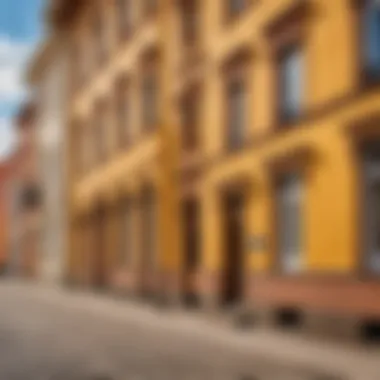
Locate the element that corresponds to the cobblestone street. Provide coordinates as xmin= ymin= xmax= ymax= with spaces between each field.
xmin=0 ymin=281 xmax=378 ymax=380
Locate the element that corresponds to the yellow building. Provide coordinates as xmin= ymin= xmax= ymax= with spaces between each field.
xmin=40 ymin=0 xmax=380 ymax=338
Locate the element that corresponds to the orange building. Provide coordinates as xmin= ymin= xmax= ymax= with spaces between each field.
xmin=0 ymin=161 xmax=13 ymax=274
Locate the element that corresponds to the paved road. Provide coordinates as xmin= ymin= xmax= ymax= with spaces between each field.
xmin=0 ymin=281 xmax=376 ymax=380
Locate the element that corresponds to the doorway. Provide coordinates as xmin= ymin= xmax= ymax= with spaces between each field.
xmin=182 ymin=198 xmax=200 ymax=306
xmin=221 ymin=190 xmax=245 ymax=306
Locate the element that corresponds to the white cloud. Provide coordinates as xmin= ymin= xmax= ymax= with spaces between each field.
xmin=0 ymin=117 xmax=16 ymax=159
xmin=0 ymin=35 xmax=34 ymax=103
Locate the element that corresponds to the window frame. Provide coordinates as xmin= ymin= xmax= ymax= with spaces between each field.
xmin=119 ymin=197 xmax=133 ymax=267
xmin=180 ymin=86 xmax=201 ymax=152
xmin=116 ymin=77 xmax=132 ymax=149
xmin=116 ymin=0 xmax=133 ymax=42
xmin=141 ymin=51 xmax=159 ymax=133
xmin=275 ymin=174 xmax=304 ymax=274
xmin=265 ymin=1 xmax=310 ymax=127
xmin=224 ymin=0 xmax=252 ymax=23
xmin=223 ymin=55 xmax=250 ymax=152
xmin=180 ymin=0 xmax=200 ymax=48
xmin=142 ymin=0 xmax=158 ymax=20
xmin=93 ymin=4 xmax=107 ymax=68
xmin=94 ymin=100 xmax=107 ymax=165
xmin=277 ymin=43 xmax=304 ymax=124
xmin=353 ymin=0 xmax=380 ymax=87
xmin=360 ymin=142 xmax=380 ymax=276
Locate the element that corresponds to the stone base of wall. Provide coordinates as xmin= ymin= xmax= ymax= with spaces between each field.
xmin=245 ymin=275 xmax=380 ymax=343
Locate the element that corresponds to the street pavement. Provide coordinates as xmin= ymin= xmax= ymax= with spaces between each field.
xmin=0 ymin=280 xmax=378 ymax=380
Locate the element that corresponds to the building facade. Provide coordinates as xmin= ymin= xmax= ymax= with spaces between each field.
xmin=8 ymin=103 xmax=42 ymax=278
xmin=0 ymin=157 xmax=20 ymax=276
xmin=40 ymin=0 xmax=380 ymax=338
xmin=27 ymin=38 xmax=69 ymax=283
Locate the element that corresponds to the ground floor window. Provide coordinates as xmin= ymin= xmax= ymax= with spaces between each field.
xmin=141 ymin=187 xmax=156 ymax=270
xmin=120 ymin=199 xmax=132 ymax=267
xmin=277 ymin=175 xmax=304 ymax=273
xmin=363 ymin=145 xmax=380 ymax=274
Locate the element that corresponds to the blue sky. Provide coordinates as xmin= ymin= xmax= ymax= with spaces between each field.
xmin=0 ymin=0 xmax=44 ymax=158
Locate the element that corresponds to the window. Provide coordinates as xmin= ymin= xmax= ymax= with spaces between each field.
xmin=94 ymin=9 xmax=107 ymax=66
xmin=95 ymin=103 xmax=106 ymax=163
xmin=363 ymin=144 xmax=380 ymax=274
xmin=141 ymin=187 xmax=156 ymax=272
xmin=117 ymin=82 xmax=131 ymax=147
xmin=361 ymin=0 xmax=380 ymax=80
xmin=143 ymin=0 xmax=157 ymax=18
xmin=227 ymin=0 xmax=247 ymax=19
xmin=279 ymin=45 xmax=304 ymax=122
xmin=226 ymin=76 xmax=246 ymax=151
xmin=181 ymin=0 xmax=199 ymax=46
xmin=277 ymin=175 xmax=304 ymax=273
xmin=181 ymin=91 xmax=199 ymax=150
xmin=120 ymin=199 xmax=132 ymax=266
xmin=142 ymin=72 xmax=157 ymax=131
xmin=117 ymin=0 xmax=132 ymax=40
xmin=20 ymin=185 xmax=41 ymax=210
xmin=71 ymin=42 xmax=85 ymax=89
xmin=80 ymin=123 xmax=88 ymax=172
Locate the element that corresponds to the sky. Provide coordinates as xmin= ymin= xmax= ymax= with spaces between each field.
xmin=0 ymin=0 xmax=44 ymax=159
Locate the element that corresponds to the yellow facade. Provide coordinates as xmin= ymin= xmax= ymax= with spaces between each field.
xmin=36 ymin=0 xmax=380 ymax=328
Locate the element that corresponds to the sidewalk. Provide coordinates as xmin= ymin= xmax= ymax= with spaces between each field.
xmin=18 ymin=281 xmax=380 ymax=380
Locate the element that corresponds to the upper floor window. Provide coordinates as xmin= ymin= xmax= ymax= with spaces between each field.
xmin=181 ymin=0 xmax=199 ymax=47
xmin=117 ymin=81 xmax=131 ymax=147
xmin=80 ymin=123 xmax=88 ymax=172
xmin=117 ymin=0 xmax=132 ymax=40
xmin=278 ymin=45 xmax=304 ymax=123
xmin=94 ymin=9 xmax=107 ymax=66
xmin=143 ymin=0 xmax=158 ymax=18
xmin=227 ymin=0 xmax=248 ymax=20
xmin=142 ymin=72 xmax=158 ymax=131
xmin=361 ymin=0 xmax=380 ymax=80
xmin=277 ymin=175 xmax=304 ymax=273
xmin=181 ymin=89 xmax=200 ymax=151
xmin=225 ymin=70 xmax=246 ymax=151
xmin=95 ymin=102 xmax=107 ymax=163
xmin=20 ymin=184 xmax=42 ymax=210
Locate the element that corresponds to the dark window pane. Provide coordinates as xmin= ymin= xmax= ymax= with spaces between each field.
xmin=181 ymin=94 xmax=199 ymax=150
xmin=228 ymin=0 xmax=246 ymax=16
xmin=279 ymin=46 xmax=303 ymax=122
xmin=227 ymin=78 xmax=245 ymax=150
xmin=363 ymin=1 xmax=380 ymax=79
xmin=94 ymin=11 xmax=106 ymax=65
xmin=120 ymin=200 xmax=132 ymax=266
xmin=143 ymin=74 xmax=157 ymax=131
xmin=21 ymin=185 xmax=41 ymax=209
xmin=363 ymin=144 xmax=380 ymax=273
xmin=277 ymin=176 xmax=303 ymax=273
xmin=118 ymin=0 xmax=132 ymax=39
xmin=144 ymin=0 xmax=157 ymax=17
xmin=182 ymin=0 xmax=198 ymax=45
xmin=118 ymin=88 xmax=130 ymax=145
